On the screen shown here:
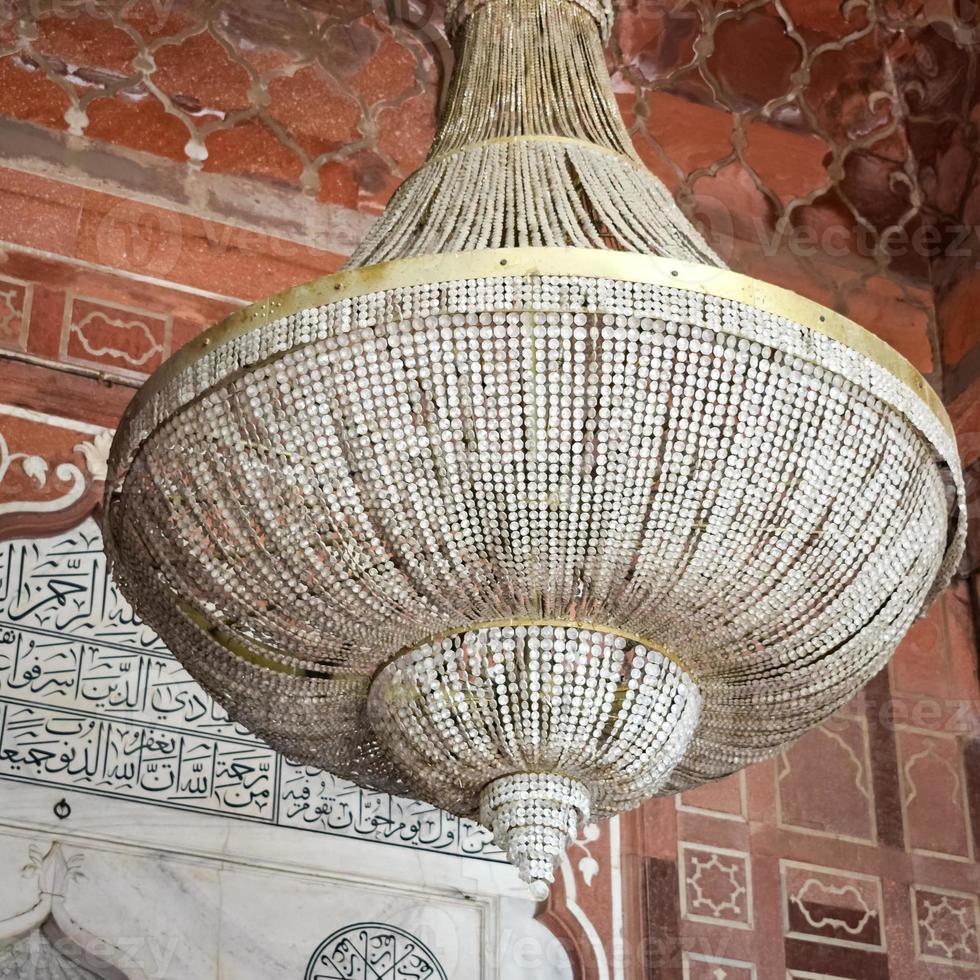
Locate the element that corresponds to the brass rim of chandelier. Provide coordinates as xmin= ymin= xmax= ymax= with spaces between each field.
xmin=107 ymin=249 xmax=956 ymax=474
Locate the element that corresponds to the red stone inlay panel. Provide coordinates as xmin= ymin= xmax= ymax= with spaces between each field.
xmin=61 ymin=293 xmax=172 ymax=377
xmin=780 ymin=861 xmax=885 ymax=951
xmin=912 ymin=886 xmax=980 ymax=969
xmin=0 ymin=274 xmax=32 ymax=353
xmin=677 ymin=772 xmax=747 ymax=823
xmin=682 ymin=952 xmax=756 ymax=980
xmin=680 ymin=842 xmax=753 ymax=930
xmin=897 ymin=728 xmax=974 ymax=862
xmin=777 ymin=714 xmax=877 ymax=845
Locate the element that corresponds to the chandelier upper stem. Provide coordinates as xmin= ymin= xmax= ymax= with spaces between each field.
xmin=345 ymin=0 xmax=721 ymax=267
xmin=432 ymin=0 xmax=634 ymax=159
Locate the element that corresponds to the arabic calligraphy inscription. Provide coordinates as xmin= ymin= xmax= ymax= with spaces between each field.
xmin=0 ymin=521 xmax=498 ymax=860
xmin=305 ymin=924 xmax=448 ymax=980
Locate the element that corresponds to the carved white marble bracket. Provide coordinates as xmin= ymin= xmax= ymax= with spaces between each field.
xmin=0 ymin=842 xmax=146 ymax=980
xmin=0 ymin=405 xmax=113 ymax=541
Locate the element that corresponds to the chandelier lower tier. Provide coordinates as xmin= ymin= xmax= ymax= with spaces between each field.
xmin=104 ymin=0 xmax=965 ymax=899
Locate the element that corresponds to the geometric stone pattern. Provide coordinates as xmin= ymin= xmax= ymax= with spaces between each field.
xmin=639 ymin=593 xmax=980 ymax=979
xmin=898 ymin=728 xmax=975 ymax=862
xmin=0 ymin=1 xmax=441 ymax=214
xmin=912 ymin=887 xmax=980 ymax=969
xmin=62 ymin=293 xmax=172 ymax=378
xmin=677 ymin=771 xmax=748 ymax=823
xmin=682 ymin=952 xmax=756 ymax=980
xmin=680 ymin=844 xmax=753 ymax=930
xmin=0 ymin=274 xmax=31 ymax=352
xmin=781 ymin=862 xmax=884 ymax=952
xmin=776 ymin=716 xmax=877 ymax=845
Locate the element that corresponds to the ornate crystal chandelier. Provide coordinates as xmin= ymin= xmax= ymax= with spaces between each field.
xmin=104 ymin=0 xmax=965 ymax=898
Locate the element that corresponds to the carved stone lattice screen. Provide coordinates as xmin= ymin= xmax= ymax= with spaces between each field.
xmin=613 ymin=1 xmax=980 ymax=307
xmin=0 ymin=0 xmax=444 ymax=212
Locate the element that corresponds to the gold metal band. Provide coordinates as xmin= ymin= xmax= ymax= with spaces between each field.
xmin=383 ymin=617 xmax=692 ymax=679
xmin=178 ymin=596 xmax=691 ymax=685
xmin=112 ymin=247 xmax=954 ymax=461
xmin=177 ymin=599 xmax=364 ymax=682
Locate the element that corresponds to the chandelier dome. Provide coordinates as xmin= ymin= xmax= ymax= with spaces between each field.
xmin=104 ymin=0 xmax=966 ymax=898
